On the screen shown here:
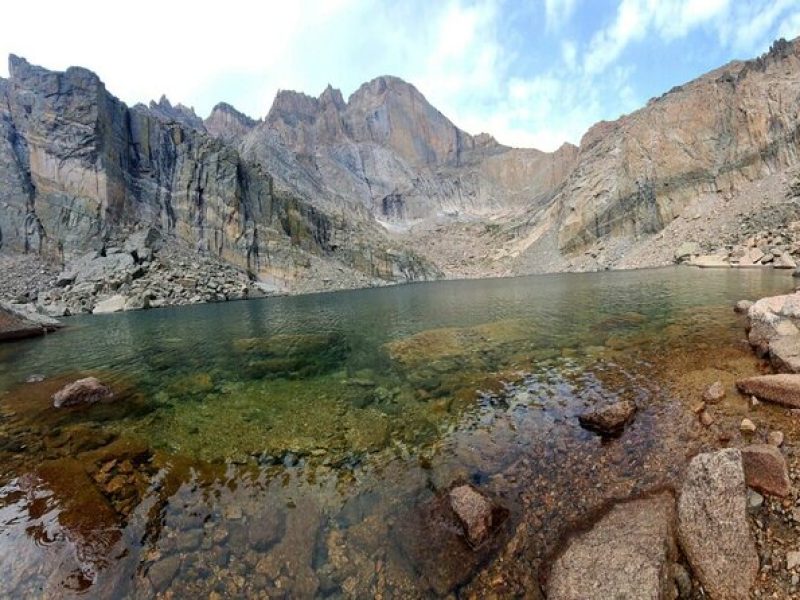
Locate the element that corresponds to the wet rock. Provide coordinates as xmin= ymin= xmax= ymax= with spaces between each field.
xmin=394 ymin=484 xmax=509 ymax=595
xmin=448 ymin=484 xmax=495 ymax=547
xmin=702 ymin=380 xmax=725 ymax=403
xmin=547 ymin=493 xmax=676 ymax=600
xmin=736 ymin=374 xmax=800 ymax=408
xmin=52 ymin=377 xmax=113 ymax=408
xmin=741 ymin=444 xmax=791 ymax=497
xmin=148 ymin=555 xmax=181 ymax=592
xmin=0 ymin=302 xmax=61 ymax=341
xmin=740 ymin=418 xmax=757 ymax=433
xmin=578 ymin=399 xmax=636 ymax=436
xmin=677 ymin=449 xmax=757 ymax=600
xmin=247 ymin=509 xmax=285 ymax=551
xmin=734 ymin=299 xmax=754 ymax=314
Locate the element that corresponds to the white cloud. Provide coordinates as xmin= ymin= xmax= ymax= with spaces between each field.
xmin=545 ymin=0 xmax=579 ymax=31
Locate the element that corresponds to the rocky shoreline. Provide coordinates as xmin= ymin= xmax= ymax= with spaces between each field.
xmin=541 ymin=289 xmax=800 ymax=599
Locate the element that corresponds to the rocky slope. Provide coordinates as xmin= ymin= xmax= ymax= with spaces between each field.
xmin=0 ymin=55 xmax=436 ymax=306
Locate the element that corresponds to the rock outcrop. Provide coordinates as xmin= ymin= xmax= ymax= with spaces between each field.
xmin=547 ymin=493 xmax=676 ymax=600
xmin=235 ymin=76 xmax=577 ymax=224
xmin=677 ymin=449 xmax=758 ymax=599
xmin=3 ymin=37 xmax=800 ymax=298
xmin=0 ymin=301 xmax=61 ymax=341
xmin=0 ymin=55 xmax=436 ymax=297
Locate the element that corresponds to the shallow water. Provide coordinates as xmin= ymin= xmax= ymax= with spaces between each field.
xmin=0 ymin=267 xmax=792 ymax=598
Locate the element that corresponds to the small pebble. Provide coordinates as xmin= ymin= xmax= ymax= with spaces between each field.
xmin=741 ymin=418 xmax=757 ymax=433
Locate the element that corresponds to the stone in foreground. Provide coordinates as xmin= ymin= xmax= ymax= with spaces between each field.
xmin=448 ymin=484 xmax=495 ymax=547
xmin=52 ymin=377 xmax=114 ymax=408
xmin=736 ymin=375 xmax=800 ymax=409
xmin=0 ymin=303 xmax=61 ymax=342
xmin=767 ymin=334 xmax=800 ymax=373
xmin=741 ymin=444 xmax=791 ymax=497
xmin=677 ymin=449 xmax=758 ymax=600
xmin=578 ymin=399 xmax=637 ymax=436
xmin=547 ymin=493 xmax=676 ymax=600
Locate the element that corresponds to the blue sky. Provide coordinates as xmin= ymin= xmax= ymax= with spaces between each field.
xmin=1 ymin=0 xmax=799 ymax=151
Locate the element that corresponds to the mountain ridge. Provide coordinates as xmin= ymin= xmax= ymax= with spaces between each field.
xmin=1 ymin=37 xmax=799 ymax=308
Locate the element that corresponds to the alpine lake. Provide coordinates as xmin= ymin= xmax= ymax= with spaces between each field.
xmin=0 ymin=266 xmax=795 ymax=598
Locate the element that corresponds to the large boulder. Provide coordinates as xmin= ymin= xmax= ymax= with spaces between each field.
xmin=547 ymin=493 xmax=676 ymax=600
xmin=746 ymin=292 xmax=800 ymax=360
xmin=0 ymin=302 xmax=61 ymax=342
xmin=124 ymin=227 xmax=163 ymax=263
xmin=741 ymin=444 xmax=791 ymax=497
xmin=677 ymin=449 xmax=758 ymax=600
xmin=736 ymin=374 xmax=800 ymax=409
xmin=767 ymin=334 xmax=800 ymax=373
xmin=578 ymin=399 xmax=636 ymax=436
xmin=52 ymin=377 xmax=114 ymax=408
xmin=93 ymin=295 xmax=128 ymax=314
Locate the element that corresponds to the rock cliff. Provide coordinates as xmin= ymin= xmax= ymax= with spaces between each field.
xmin=0 ymin=56 xmax=436 ymax=292
xmin=232 ymin=76 xmax=577 ymax=224
xmin=3 ymin=37 xmax=800 ymax=300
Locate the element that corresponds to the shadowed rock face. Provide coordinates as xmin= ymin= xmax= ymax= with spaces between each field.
xmin=0 ymin=56 xmax=435 ymax=288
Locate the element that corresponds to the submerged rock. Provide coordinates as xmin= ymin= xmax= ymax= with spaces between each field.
xmin=736 ymin=374 xmax=800 ymax=408
xmin=741 ymin=444 xmax=791 ymax=497
xmin=578 ymin=399 xmax=636 ymax=436
xmin=548 ymin=493 xmax=676 ymax=600
xmin=677 ymin=449 xmax=757 ymax=600
xmin=448 ymin=484 xmax=495 ymax=547
xmin=52 ymin=377 xmax=114 ymax=408
xmin=702 ymin=380 xmax=725 ymax=403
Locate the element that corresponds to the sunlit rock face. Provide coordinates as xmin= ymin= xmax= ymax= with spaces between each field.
xmin=546 ymin=39 xmax=800 ymax=256
xmin=235 ymin=75 xmax=578 ymax=223
xmin=0 ymin=56 xmax=436 ymax=288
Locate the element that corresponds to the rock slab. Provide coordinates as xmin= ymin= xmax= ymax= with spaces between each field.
xmin=677 ymin=449 xmax=758 ymax=600
xmin=736 ymin=374 xmax=800 ymax=409
xmin=741 ymin=444 xmax=791 ymax=497
xmin=547 ymin=493 xmax=676 ymax=600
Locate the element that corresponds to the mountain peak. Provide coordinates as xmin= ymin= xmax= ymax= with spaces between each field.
xmin=205 ymin=102 xmax=258 ymax=143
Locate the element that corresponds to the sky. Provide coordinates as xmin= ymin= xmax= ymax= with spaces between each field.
xmin=1 ymin=0 xmax=799 ymax=151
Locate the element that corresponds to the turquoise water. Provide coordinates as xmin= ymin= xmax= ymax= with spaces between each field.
xmin=0 ymin=267 xmax=792 ymax=598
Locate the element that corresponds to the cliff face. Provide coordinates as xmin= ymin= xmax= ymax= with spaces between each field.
xmin=231 ymin=76 xmax=577 ymax=224
xmin=0 ymin=56 xmax=435 ymax=287
xmin=3 ymin=38 xmax=800 ymax=290
xmin=541 ymin=38 xmax=800 ymax=259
